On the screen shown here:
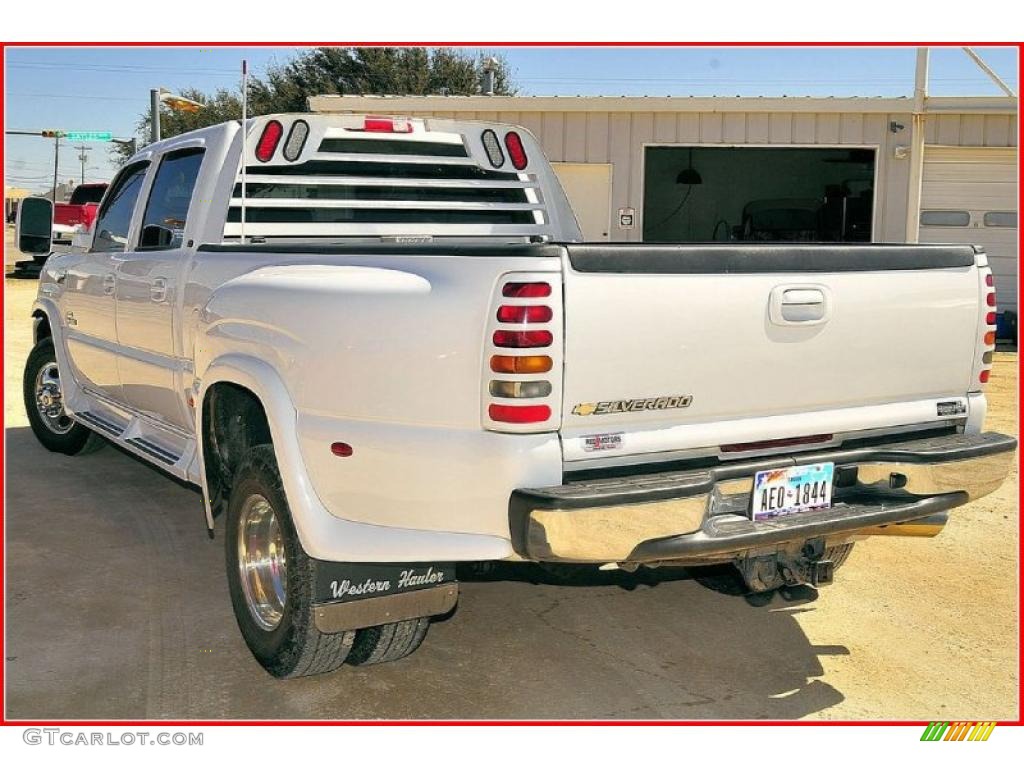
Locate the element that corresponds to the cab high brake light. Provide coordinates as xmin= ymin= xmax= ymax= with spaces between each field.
xmin=363 ymin=116 xmax=413 ymax=133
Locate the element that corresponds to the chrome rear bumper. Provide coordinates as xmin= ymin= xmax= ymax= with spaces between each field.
xmin=509 ymin=431 xmax=1016 ymax=564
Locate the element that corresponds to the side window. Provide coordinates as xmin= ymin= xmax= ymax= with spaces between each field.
xmin=138 ymin=148 xmax=205 ymax=250
xmin=91 ymin=162 xmax=149 ymax=252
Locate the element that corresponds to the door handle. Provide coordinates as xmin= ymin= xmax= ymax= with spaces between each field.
xmin=150 ymin=277 xmax=168 ymax=303
xmin=102 ymin=273 xmax=116 ymax=295
xmin=769 ymin=285 xmax=831 ymax=326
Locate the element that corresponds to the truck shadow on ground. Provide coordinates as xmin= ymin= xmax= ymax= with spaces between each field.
xmin=4 ymin=426 xmax=849 ymax=721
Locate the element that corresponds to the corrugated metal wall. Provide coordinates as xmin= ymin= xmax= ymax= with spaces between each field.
xmin=399 ymin=108 xmax=1017 ymax=243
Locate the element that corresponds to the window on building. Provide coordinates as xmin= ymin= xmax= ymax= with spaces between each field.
xmin=139 ymin=148 xmax=205 ymax=250
xmin=920 ymin=210 xmax=971 ymax=227
xmin=983 ymin=211 xmax=1017 ymax=228
xmin=91 ymin=162 xmax=149 ymax=252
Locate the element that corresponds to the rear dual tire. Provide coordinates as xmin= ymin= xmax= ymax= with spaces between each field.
xmin=225 ymin=445 xmax=430 ymax=678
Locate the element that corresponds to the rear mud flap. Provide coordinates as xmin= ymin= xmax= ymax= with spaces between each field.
xmin=311 ymin=561 xmax=458 ymax=633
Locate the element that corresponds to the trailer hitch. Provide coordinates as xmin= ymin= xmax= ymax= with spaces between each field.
xmin=737 ymin=538 xmax=834 ymax=593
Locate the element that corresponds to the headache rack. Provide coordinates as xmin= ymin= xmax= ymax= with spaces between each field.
xmin=222 ymin=114 xmax=578 ymax=242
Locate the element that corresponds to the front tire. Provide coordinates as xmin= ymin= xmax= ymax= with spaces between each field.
xmin=23 ymin=338 xmax=104 ymax=456
xmin=226 ymin=445 xmax=356 ymax=678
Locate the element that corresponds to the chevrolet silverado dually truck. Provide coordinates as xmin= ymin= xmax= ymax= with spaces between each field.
xmin=17 ymin=113 xmax=1016 ymax=679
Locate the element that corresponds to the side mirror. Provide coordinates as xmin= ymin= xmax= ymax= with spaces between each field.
xmin=16 ymin=197 xmax=54 ymax=255
xmin=140 ymin=223 xmax=175 ymax=250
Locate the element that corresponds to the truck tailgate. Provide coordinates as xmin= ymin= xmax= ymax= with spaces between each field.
xmin=559 ymin=244 xmax=984 ymax=464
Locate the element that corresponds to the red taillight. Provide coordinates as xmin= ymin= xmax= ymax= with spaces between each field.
xmin=488 ymin=403 xmax=551 ymax=424
xmin=364 ymin=116 xmax=413 ymax=133
xmin=502 ymin=282 xmax=551 ymax=298
xmin=504 ymin=131 xmax=528 ymax=170
xmin=330 ymin=442 xmax=353 ymax=457
xmin=255 ymin=120 xmax=284 ymax=162
xmin=985 ymin=273 xmax=994 ymax=286
xmin=980 ymin=370 xmax=991 ymax=384
xmin=496 ymin=305 xmax=553 ymax=324
xmin=986 ymin=293 xmax=996 ymax=306
xmin=987 ymin=311 xmax=997 ymax=325
xmin=493 ymin=330 xmax=552 ymax=348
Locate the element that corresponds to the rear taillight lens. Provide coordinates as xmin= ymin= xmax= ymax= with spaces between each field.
xmin=489 ymin=404 xmax=551 ymax=424
xmin=976 ymin=269 xmax=997 ymax=387
xmin=489 ymin=380 xmax=552 ymax=398
xmin=255 ymin=120 xmax=284 ymax=162
xmin=493 ymin=330 xmax=552 ymax=348
xmin=496 ymin=305 xmax=553 ymax=324
xmin=504 ymin=131 xmax=528 ymax=170
xmin=364 ymin=116 xmax=413 ymax=133
xmin=481 ymin=129 xmax=505 ymax=168
xmin=485 ymin=275 xmax=559 ymax=429
xmin=502 ymin=282 xmax=551 ymax=298
xmin=490 ymin=355 xmax=552 ymax=374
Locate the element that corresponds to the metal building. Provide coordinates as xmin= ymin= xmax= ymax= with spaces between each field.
xmin=310 ymin=94 xmax=1019 ymax=313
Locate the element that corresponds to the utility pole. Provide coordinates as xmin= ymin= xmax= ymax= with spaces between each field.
xmin=151 ymin=88 xmax=161 ymax=143
xmin=76 ymin=144 xmax=90 ymax=184
xmin=52 ymin=133 xmax=61 ymax=202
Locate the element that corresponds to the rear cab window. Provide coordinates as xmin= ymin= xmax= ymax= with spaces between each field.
xmin=139 ymin=148 xmax=205 ymax=250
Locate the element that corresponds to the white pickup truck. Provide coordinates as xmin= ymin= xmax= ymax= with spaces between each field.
xmin=18 ymin=113 xmax=1016 ymax=678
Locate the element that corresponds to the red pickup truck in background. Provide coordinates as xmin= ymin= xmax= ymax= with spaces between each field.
xmin=51 ymin=182 xmax=107 ymax=249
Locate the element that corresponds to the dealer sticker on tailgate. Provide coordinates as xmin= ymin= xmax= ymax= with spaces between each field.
xmin=752 ymin=462 xmax=834 ymax=520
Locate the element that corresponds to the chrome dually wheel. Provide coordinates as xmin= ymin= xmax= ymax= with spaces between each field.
xmin=237 ymin=493 xmax=289 ymax=631
xmin=34 ymin=361 xmax=74 ymax=435
xmin=23 ymin=337 xmax=105 ymax=456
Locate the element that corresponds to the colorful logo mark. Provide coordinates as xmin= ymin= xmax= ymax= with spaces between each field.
xmin=920 ymin=722 xmax=996 ymax=741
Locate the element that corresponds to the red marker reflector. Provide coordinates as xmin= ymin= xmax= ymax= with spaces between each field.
xmin=330 ymin=442 xmax=353 ymax=457
xmin=987 ymin=293 xmax=996 ymax=306
xmin=255 ymin=120 xmax=284 ymax=162
xmin=364 ymin=116 xmax=413 ymax=133
xmin=985 ymin=273 xmax=994 ymax=286
xmin=979 ymin=370 xmax=991 ymax=384
xmin=493 ymin=330 xmax=552 ymax=348
xmin=489 ymin=403 xmax=551 ymax=424
xmin=504 ymin=131 xmax=528 ymax=170
xmin=496 ymin=305 xmax=553 ymax=323
xmin=502 ymin=282 xmax=551 ymax=298
xmin=986 ymin=311 xmax=997 ymax=325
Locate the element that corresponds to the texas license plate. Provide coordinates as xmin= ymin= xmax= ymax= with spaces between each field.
xmin=752 ymin=462 xmax=834 ymax=520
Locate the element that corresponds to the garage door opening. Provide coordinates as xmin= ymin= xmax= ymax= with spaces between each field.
xmin=642 ymin=146 xmax=876 ymax=243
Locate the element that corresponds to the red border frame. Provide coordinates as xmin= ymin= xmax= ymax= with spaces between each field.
xmin=1 ymin=41 xmax=1021 ymax=727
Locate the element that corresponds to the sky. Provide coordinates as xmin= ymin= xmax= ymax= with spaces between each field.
xmin=4 ymin=46 xmax=1018 ymax=193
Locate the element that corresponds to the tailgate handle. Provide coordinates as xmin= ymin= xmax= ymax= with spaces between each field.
xmin=770 ymin=285 xmax=831 ymax=325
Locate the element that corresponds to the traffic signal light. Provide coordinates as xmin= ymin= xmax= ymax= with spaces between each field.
xmin=41 ymin=130 xmax=65 ymax=138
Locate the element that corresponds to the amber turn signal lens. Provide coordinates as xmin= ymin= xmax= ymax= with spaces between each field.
xmin=490 ymin=355 xmax=553 ymax=374
xmin=985 ymin=331 xmax=996 ymax=345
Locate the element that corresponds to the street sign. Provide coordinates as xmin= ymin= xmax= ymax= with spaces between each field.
xmin=65 ymin=131 xmax=113 ymax=142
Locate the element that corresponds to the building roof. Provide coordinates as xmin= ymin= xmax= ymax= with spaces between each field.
xmin=309 ymin=94 xmax=1017 ymax=115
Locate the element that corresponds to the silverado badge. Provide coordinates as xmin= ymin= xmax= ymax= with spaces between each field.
xmin=572 ymin=395 xmax=693 ymax=416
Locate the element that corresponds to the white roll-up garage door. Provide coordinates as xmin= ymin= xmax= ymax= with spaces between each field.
xmin=919 ymin=146 xmax=1018 ymax=314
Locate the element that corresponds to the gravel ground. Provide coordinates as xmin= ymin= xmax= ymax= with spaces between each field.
xmin=3 ymin=259 xmax=1019 ymax=720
